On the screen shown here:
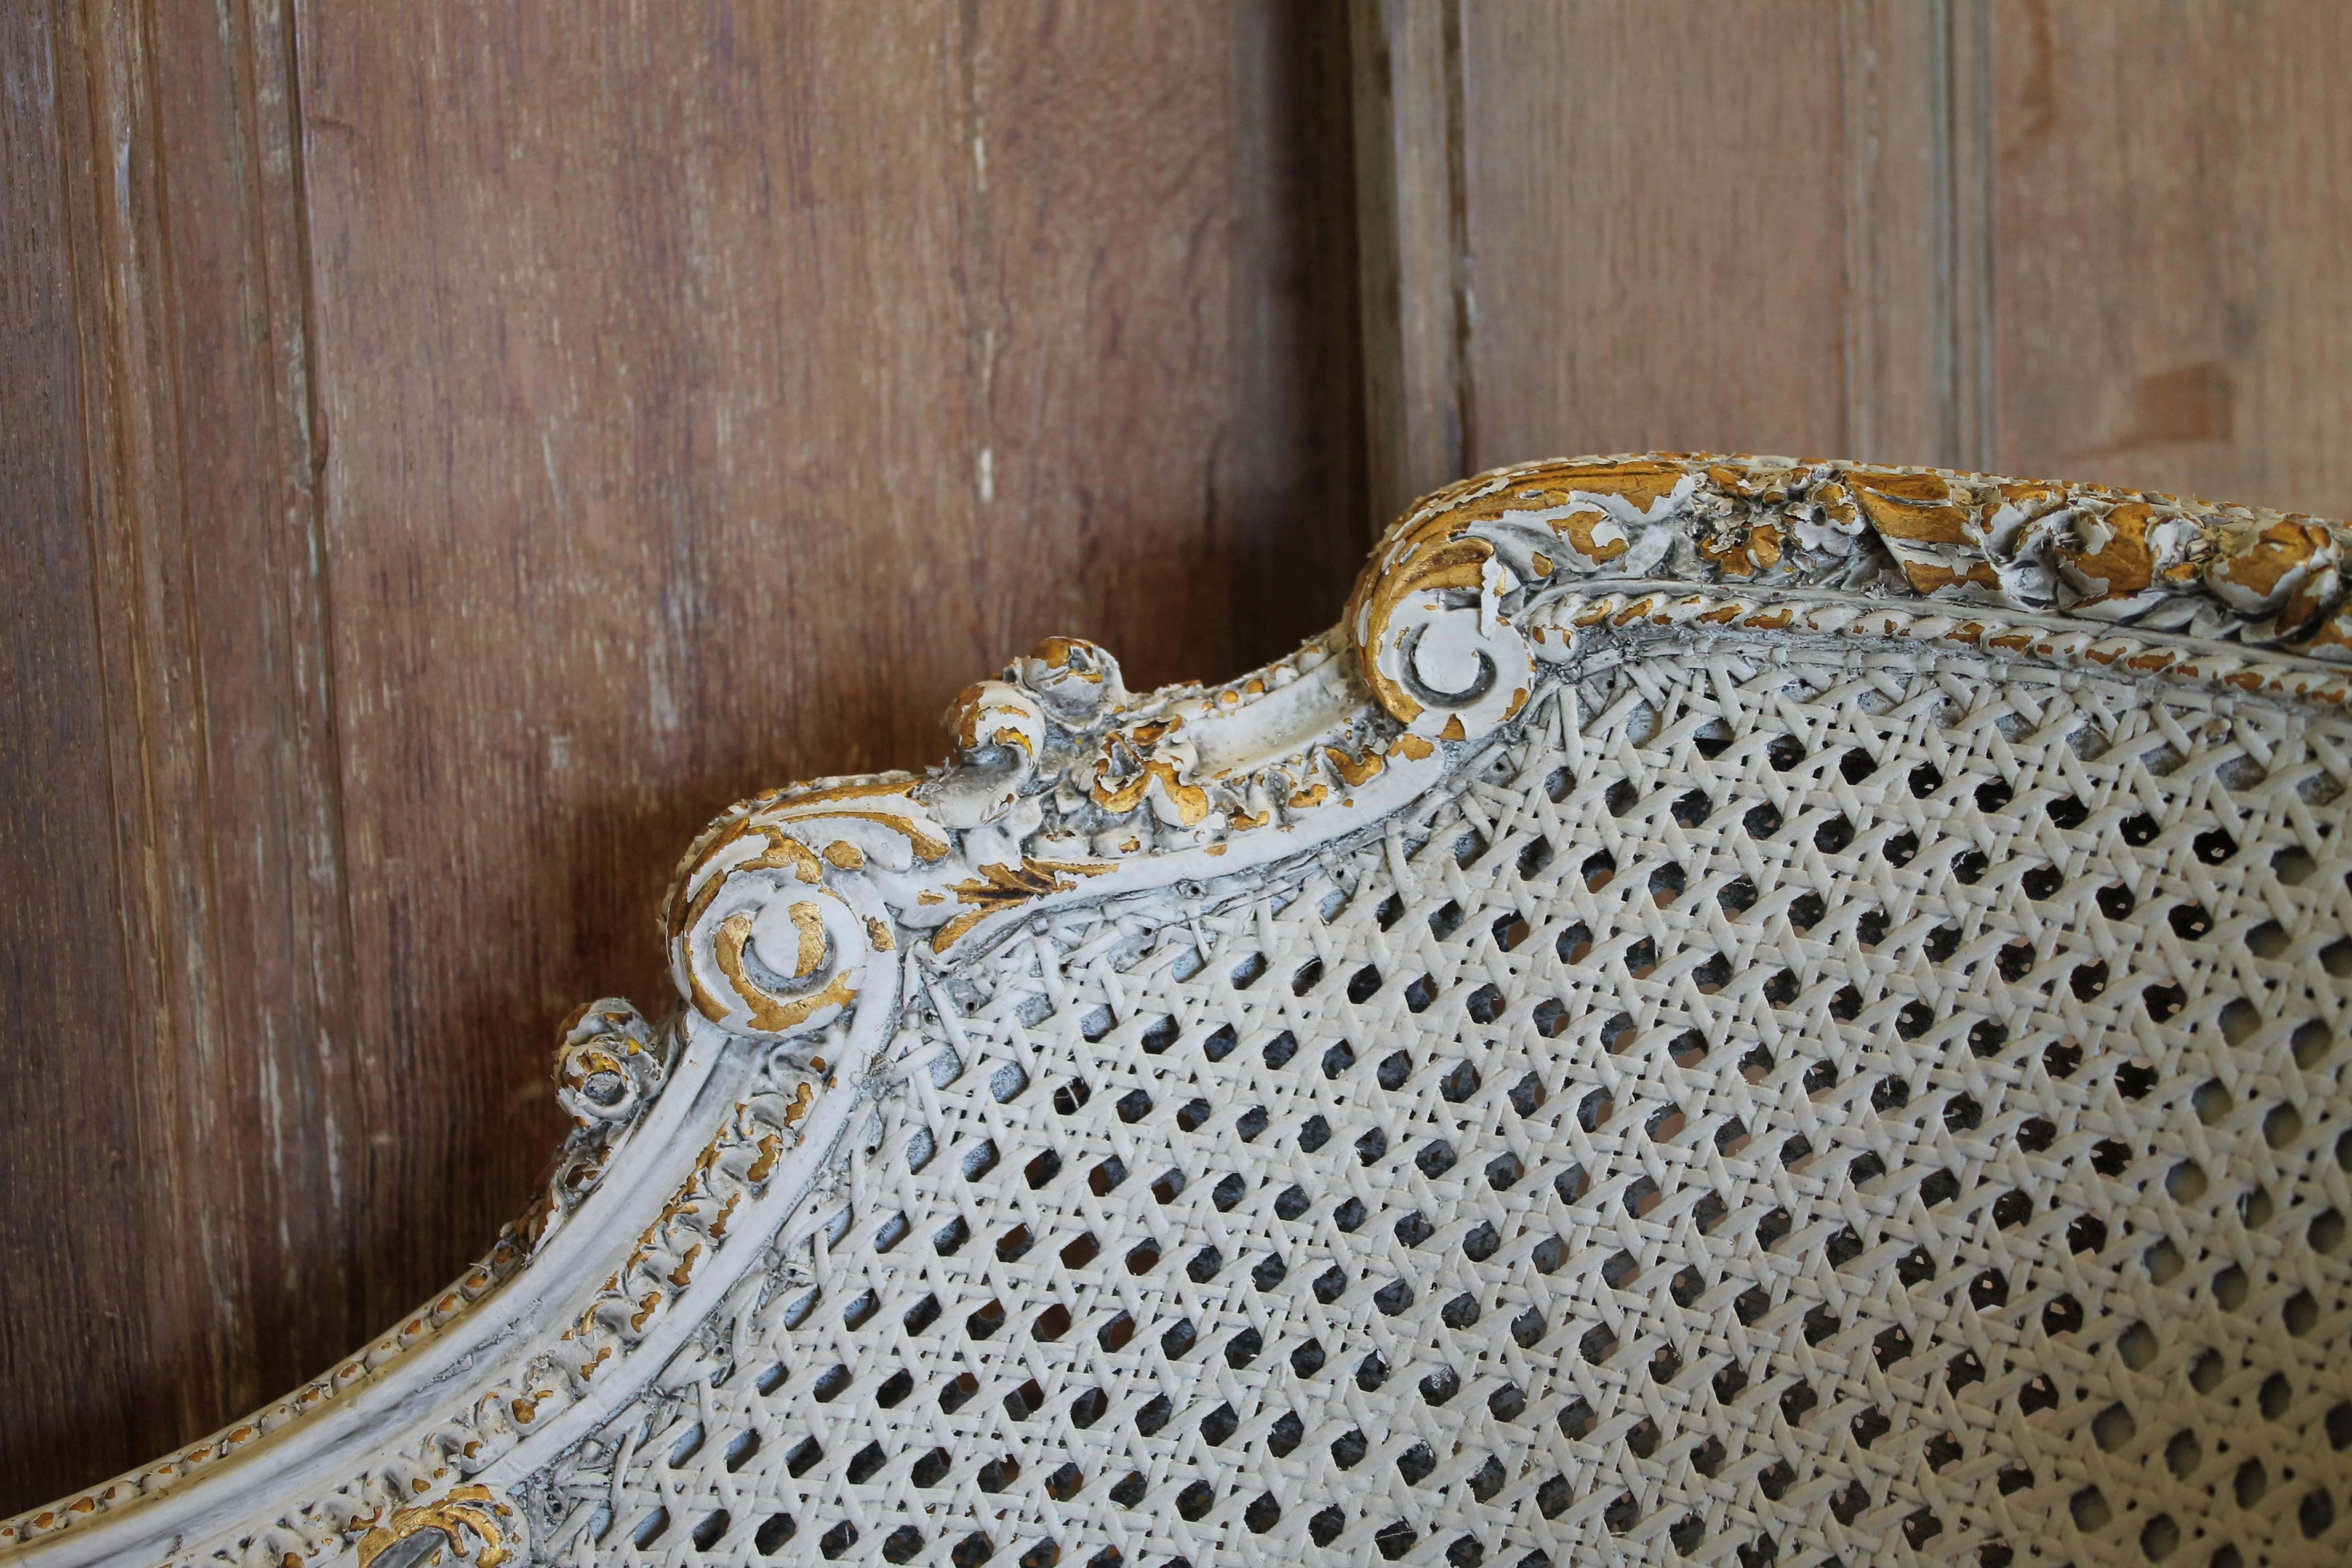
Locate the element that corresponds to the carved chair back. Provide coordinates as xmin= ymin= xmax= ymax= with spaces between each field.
xmin=10 ymin=455 xmax=2352 ymax=1568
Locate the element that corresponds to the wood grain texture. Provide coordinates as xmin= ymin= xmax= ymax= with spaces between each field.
xmin=2 ymin=0 xmax=367 ymax=1513
xmin=1455 ymin=0 xmax=1957 ymax=473
xmin=1350 ymin=0 xmax=1468 ymax=533
xmin=0 ymin=0 xmax=1360 ymax=1516
xmin=0 ymin=0 xmax=156 ymax=1506
xmin=130 ymin=0 xmax=369 ymax=1428
xmin=1988 ymin=0 xmax=2352 ymax=514
xmin=1438 ymin=0 xmax=2352 ymax=507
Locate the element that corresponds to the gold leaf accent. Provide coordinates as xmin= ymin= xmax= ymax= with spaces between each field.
xmin=712 ymin=912 xmax=857 ymax=1032
xmin=357 ymin=1486 xmax=513 ymax=1568
xmin=1323 ymin=745 xmax=1385 ymax=788
xmin=1556 ymin=506 xmax=1629 ymax=567
xmin=785 ymin=902 xmax=827 ymax=978
xmin=1847 ymin=471 xmax=1964 ymax=542
xmin=926 ymin=857 xmax=1110 ymax=952
xmin=1089 ymin=756 xmax=1212 ymax=824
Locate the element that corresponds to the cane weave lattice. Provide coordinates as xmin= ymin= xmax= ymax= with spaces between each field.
xmin=541 ymin=628 xmax=2352 ymax=1568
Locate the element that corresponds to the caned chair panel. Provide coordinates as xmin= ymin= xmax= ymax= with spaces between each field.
xmin=9 ymin=456 xmax=2352 ymax=1568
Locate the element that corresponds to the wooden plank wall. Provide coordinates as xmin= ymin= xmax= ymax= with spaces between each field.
xmin=1412 ymin=0 xmax=2352 ymax=519
xmin=0 ymin=0 xmax=1363 ymax=1512
xmin=6 ymin=0 xmax=2352 ymax=1516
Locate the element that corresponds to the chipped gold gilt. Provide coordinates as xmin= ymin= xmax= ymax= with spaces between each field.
xmin=12 ymin=455 xmax=2352 ymax=1567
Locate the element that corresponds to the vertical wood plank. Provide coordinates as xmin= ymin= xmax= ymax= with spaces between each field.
xmin=292 ymin=0 xmax=1365 ymax=1418
xmin=1938 ymin=0 xmax=1998 ymax=472
xmin=1448 ymin=0 xmax=1957 ymax=471
xmin=0 ymin=0 xmax=1360 ymax=1516
xmin=0 ymin=0 xmax=367 ymax=1512
xmin=1459 ymin=1 xmax=1849 ymax=466
xmin=137 ymin=0 xmax=369 ymax=1415
xmin=1840 ymin=0 xmax=1970 ymax=467
xmin=1351 ymin=0 xmax=1467 ymax=531
xmin=1232 ymin=1 xmax=1369 ymax=622
xmin=0 ymin=0 xmax=155 ymax=1510
xmin=49 ymin=0 xmax=301 ymax=1486
xmin=1987 ymin=0 xmax=2352 ymax=513
xmin=55 ymin=0 xmax=249 ymax=1469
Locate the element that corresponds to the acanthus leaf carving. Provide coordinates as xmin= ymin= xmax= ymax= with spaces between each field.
xmin=355 ymin=1485 xmax=519 ymax=1568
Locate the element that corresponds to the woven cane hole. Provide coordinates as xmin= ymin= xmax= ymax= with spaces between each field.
xmin=572 ymin=644 xmax=2352 ymax=1567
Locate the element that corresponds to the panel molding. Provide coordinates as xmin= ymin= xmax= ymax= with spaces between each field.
xmin=1349 ymin=0 xmax=1471 ymax=532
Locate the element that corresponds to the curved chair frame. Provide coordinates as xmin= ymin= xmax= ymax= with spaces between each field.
xmin=9 ymin=453 xmax=2352 ymax=1568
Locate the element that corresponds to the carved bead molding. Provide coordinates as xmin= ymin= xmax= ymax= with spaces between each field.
xmin=12 ymin=451 xmax=2352 ymax=1568
xmin=0 ymin=1020 xmax=824 ymax=1565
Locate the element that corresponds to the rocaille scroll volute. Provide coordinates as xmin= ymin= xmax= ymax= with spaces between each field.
xmin=666 ymin=801 xmax=901 ymax=1042
xmin=663 ymin=639 xmax=1138 ymax=1043
xmin=551 ymin=1000 xmax=664 ymax=1127
xmin=1347 ymin=459 xmax=1704 ymax=743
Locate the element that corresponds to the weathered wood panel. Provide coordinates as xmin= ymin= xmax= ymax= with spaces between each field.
xmin=1441 ymin=0 xmax=2352 ymax=509
xmin=0 ymin=0 xmax=157 ymax=1506
xmin=2 ymin=0 xmax=367 ymax=1513
xmin=0 ymin=0 xmax=1360 ymax=1516
xmin=134 ymin=0 xmax=369 ymax=1438
xmin=1455 ymin=0 xmax=1957 ymax=474
xmin=1989 ymin=0 xmax=2352 ymax=513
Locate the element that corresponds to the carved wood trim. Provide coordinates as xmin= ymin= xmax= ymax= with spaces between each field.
xmin=10 ymin=451 xmax=2352 ymax=1566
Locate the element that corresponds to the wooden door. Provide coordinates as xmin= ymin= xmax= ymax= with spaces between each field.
xmin=6 ymin=0 xmax=2350 ymax=1516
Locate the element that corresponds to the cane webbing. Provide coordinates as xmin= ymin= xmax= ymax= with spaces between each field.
xmin=553 ymin=631 xmax=2352 ymax=1567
